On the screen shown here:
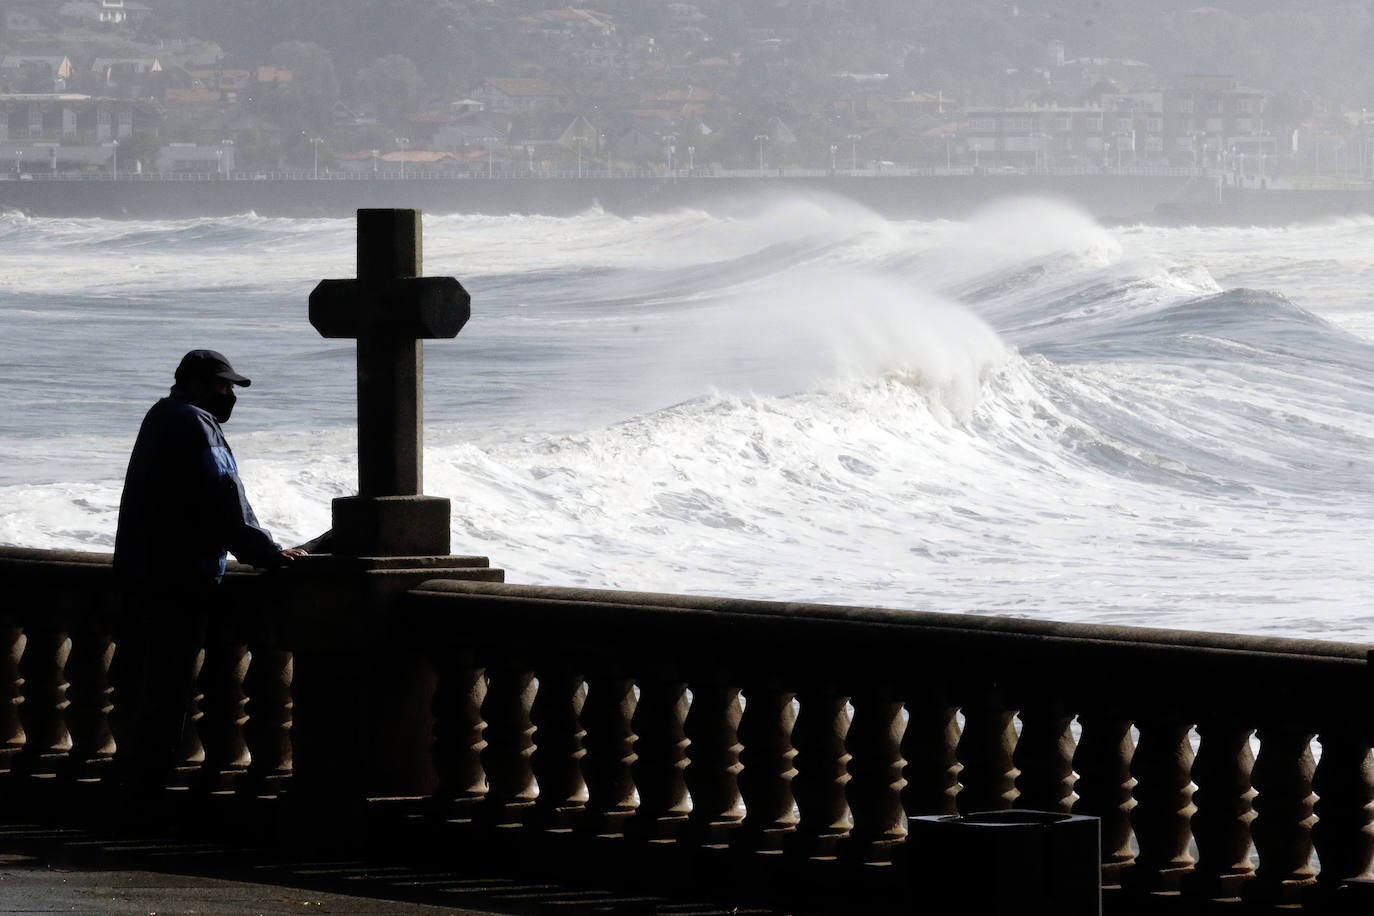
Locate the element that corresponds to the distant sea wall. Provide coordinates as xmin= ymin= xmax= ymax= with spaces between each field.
xmin=1 ymin=172 xmax=1372 ymax=225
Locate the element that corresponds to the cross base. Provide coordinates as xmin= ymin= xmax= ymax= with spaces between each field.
xmin=330 ymin=495 xmax=451 ymax=557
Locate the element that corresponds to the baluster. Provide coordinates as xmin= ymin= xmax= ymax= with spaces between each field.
xmin=683 ymin=681 xmax=744 ymax=845
xmin=1126 ymin=716 xmax=1196 ymax=892
xmin=478 ymin=664 xmax=537 ymax=826
xmin=430 ymin=655 xmax=487 ymax=822
xmin=172 ymin=645 xmax=207 ymax=785
xmin=629 ymin=676 xmax=691 ymax=839
xmin=955 ymin=687 xmax=1018 ymax=813
xmin=901 ymin=686 xmax=961 ymax=817
xmin=1310 ymin=726 xmax=1374 ymax=898
xmin=731 ymin=684 xmax=798 ymax=851
xmin=1013 ymin=696 xmax=1076 ymax=814
xmin=578 ymin=673 xmax=638 ymax=834
xmin=1243 ymin=725 xmax=1317 ymax=905
xmin=61 ymin=628 xmax=116 ymax=781
xmin=787 ymin=690 xmax=851 ymax=857
xmin=843 ymin=688 xmax=906 ymax=862
xmin=1182 ymin=717 xmax=1255 ymax=900
xmin=528 ymin=669 xmax=587 ymax=829
xmin=242 ymin=647 xmax=293 ymax=796
xmin=1072 ymin=707 xmax=1136 ymax=885
xmin=16 ymin=621 xmax=71 ymax=776
xmin=196 ymin=630 xmax=251 ymax=792
xmin=0 ymin=626 xmax=25 ymax=770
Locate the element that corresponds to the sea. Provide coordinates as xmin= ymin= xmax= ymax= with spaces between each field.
xmin=3 ymin=188 xmax=1374 ymax=643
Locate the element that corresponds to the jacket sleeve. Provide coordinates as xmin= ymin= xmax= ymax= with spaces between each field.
xmin=200 ymin=427 xmax=284 ymax=568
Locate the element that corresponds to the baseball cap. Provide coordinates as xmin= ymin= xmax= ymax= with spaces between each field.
xmin=175 ymin=349 xmax=252 ymax=387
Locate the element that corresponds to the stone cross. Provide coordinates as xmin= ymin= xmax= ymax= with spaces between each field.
xmin=309 ymin=209 xmax=470 ymax=556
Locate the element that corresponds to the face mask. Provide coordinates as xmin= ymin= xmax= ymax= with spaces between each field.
xmin=208 ymin=390 xmax=236 ymax=423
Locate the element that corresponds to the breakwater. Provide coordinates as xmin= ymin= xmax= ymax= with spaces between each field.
xmin=0 ymin=170 xmax=1319 ymax=223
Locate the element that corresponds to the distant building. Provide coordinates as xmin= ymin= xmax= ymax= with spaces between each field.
xmin=959 ymin=76 xmax=1271 ymax=169
xmin=0 ymin=94 xmax=160 ymax=142
xmin=58 ymin=0 xmax=153 ymax=25
xmin=0 ymin=56 xmax=74 ymax=93
xmin=472 ymin=78 xmax=566 ymax=112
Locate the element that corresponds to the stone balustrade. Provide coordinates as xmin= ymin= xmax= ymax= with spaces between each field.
xmin=2 ymin=545 xmax=1372 ymax=913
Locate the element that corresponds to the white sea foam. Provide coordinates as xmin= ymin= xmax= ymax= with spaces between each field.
xmin=5 ymin=194 xmax=1374 ymax=641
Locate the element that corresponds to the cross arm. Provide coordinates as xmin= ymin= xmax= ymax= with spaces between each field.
xmin=309 ymin=277 xmax=471 ymax=339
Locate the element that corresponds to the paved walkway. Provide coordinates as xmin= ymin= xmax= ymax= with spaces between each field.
xmin=0 ymin=825 xmax=776 ymax=916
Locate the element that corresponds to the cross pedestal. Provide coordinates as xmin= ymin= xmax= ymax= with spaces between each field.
xmin=309 ymin=209 xmax=470 ymax=556
xmin=288 ymin=210 xmax=491 ymax=847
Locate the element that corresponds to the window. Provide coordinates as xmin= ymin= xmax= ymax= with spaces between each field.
xmin=1146 ymin=118 xmax=1163 ymax=133
xmin=1086 ymin=115 xmax=1102 ymax=132
xmin=1208 ymin=98 xmax=1224 ymax=114
xmin=968 ymin=117 xmax=996 ymax=132
xmin=1235 ymin=98 xmax=1254 ymax=113
xmin=1116 ymin=117 xmax=1133 ymax=134
xmin=1003 ymin=117 xmax=1034 ymax=132
xmin=1053 ymin=115 xmax=1072 ymax=132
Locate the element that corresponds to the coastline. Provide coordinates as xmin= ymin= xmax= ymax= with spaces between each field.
xmin=1 ymin=171 xmax=1372 ymax=225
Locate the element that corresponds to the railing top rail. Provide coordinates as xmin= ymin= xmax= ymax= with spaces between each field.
xmin=407 ymin=578 xmax=1374 ymax=668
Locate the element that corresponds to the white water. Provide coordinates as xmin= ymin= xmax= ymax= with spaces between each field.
xmin=4 ymin=192 xmax=1374 ymax=641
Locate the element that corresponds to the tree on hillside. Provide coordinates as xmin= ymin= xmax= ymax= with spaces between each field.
xmin=354 ymin=55 xmax=426 ymax=119
xmin=254 ymin=41 xmax=338 ymax=131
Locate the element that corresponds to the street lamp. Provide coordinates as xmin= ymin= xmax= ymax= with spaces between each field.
xmin=395 ymin=137 xmax=410 ymax=179
xmin=667 ymin=144 xmax=676 ymax=175
xmin=372 ymin=148 xmax=379 ymax=176
xmin=830 ymin=143 xmax=838 ymax=171
xmin=15 ymin=149 xmax=22 ymax=175
xmin=687 ymin=145 xmax=695 ymax=172
xmin=110 ymin=139 xmax=117 ymax=177
xmin=753 ymin=134 xmax=768 ymax=171
xmin=310 ymin=136 xmax=322 ymax=179
xmin=847 ymin=133 xmax=860 ymax=171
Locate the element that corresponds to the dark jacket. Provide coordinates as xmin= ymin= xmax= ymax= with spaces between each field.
xmin=114 ymin=387 xmax=282 ymax=588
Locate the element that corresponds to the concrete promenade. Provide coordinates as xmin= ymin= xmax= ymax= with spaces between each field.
xmin=0 ymin=824 xmax=778 ymax=916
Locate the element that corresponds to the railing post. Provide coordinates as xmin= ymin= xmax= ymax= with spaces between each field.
xmin=528 ymin=667 xmax=587 ymax=829
xmin=429 ymin=652 xmax=486 ymax=822
xmin=955 ymin=685 xmax=1019 ymax=813
xmin=195 ymin=617 xmax=251 ymax=792
xmin=1072 ymin=704 xmax=1136 ymax=884
xmin=1125 ymin=714 xmax=1196 ymax=892
xmin=61 ymin=614 xmax=116 ymax=783
xmin=628 ymin=675 xmax=691 ymax=839
xmin=15 ymin=610 xmax=71 ymax=776
xmin=787 ymin=688 xmax=851 ymax=856
xmin=731 ymin=682 xmax=797 ymax=851
xmin=241 ymin=643 xmax=293 ymax=798
xmin=1243 ymin=723 xmax=1317 ymax=905
xmin=1310 ymin=725 xmax=1374 ymax=897
xmin=1182 ymin=716 xmax=1255 ymax=900
xmin=682 ymin=679 xmax=744 ymax=845
xmin=578 ymin=672 xmax=638 ymax=834
xmin=478 ymin=663 xmax=537 ymax=825
xmin=842 ymin=687 xmax=906 ymax=861
xmin=1012 ymin=694 xmax=1076 ymax=814
xmin=0 ymin=623 xmax=24 ymax=771
xmin=900 ymin=681 xmax=961 ymax=818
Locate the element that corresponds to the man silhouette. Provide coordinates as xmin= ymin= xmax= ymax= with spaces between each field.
xmin=112 ymin=349 xmax=305 ymax=814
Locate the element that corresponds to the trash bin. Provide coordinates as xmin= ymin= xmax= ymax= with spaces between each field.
xmin=906 ymin=809 xmax=1101 ymax=915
